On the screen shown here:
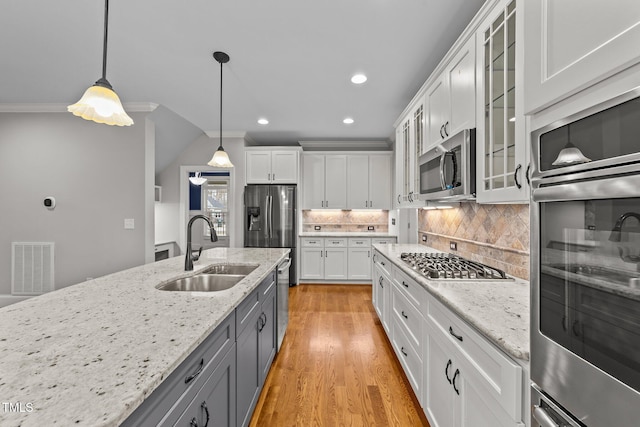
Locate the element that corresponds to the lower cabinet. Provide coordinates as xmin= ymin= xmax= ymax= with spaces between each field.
xmin=236 ymin=271 xmax=277 ymax=427
xmin=371 ymin=250 xmax=526 ymax=427
xmin=122 ymin=269 xmax=278 ymax=427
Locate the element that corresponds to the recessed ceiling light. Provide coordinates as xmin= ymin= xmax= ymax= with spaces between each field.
xmin=343 ymin=117 xmax=354 ymax=124
xmin=351 ymin=74 xmax=367 ymax=84
xmin=258 ymin=118 xmax=269 ymax=125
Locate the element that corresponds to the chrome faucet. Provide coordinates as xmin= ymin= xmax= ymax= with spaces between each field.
xmin=185 ymin=215 xmax=218 ymax=271
xmin=608 ymin=212 xmax=640 ymax=242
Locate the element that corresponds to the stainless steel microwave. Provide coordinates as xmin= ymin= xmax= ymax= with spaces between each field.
xmin=418 ymin=128 xmax=476 ymax=201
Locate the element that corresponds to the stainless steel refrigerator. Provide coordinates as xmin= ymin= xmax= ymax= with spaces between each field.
xmin=244 ymin=185 xmax=296 ymax=350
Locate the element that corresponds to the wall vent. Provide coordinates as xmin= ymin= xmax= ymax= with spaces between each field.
xmin=11 ymin=242 xmax=54 ymax=296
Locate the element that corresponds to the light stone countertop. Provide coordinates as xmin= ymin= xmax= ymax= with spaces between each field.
xmin=374 ymin=243 xmax=530 ymax=361
xmin=299 ymin=232 xmax=397 ymax=238
xmin=0 ymin=247 xmax=289 ymax=427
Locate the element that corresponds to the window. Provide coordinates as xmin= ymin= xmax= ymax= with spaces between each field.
xmin=202 ymin=178 xmax=229 ymax=239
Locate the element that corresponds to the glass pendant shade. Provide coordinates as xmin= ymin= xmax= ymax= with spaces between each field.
xmin=67 ymin=82 xmax=133 ymax=126
xmin=189 ymin=171 xmax=207 ymax=186
xmin=551 ymin=142 xmax=591 ymax=166
xmin=208 ymin=147 xmax=234 ymax=168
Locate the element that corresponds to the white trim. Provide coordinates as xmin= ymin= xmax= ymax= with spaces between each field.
xmin=0 ymin=102 xmax=158 ymax=113
xmin=298 ymin=140 xmax=391 ymax=151
xmin=204 ymin=130 xmax=247 ymax=139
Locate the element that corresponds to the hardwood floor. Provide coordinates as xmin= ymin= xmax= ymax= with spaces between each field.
xmin=250 ymin=284 xmax=430 ymax=427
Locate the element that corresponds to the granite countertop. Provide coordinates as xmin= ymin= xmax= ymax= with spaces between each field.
xmin=373 ymin=244 xmax=530 ymax=361
xmin=0 ymin=247 xmax=289 ymax=427
xmin=299 ymin=232 xmax=397 ymax=238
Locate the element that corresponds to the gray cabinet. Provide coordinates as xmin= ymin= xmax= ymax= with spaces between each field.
xmin=121 ymin=314 xmax=236 ymax=427
xmin=236 ymin=270 xmax=277 ymax=427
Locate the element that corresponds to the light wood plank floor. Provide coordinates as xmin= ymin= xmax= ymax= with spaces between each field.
xmin=250 ymin=284 xmax=430 ymax=427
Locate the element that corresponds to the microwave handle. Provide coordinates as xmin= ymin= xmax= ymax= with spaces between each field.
xmin=439 ymin=153 xmax=447 ymax=190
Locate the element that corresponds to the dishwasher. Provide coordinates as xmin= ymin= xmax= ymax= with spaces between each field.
xmin=276 ymin=257 xmax=291 ymax=351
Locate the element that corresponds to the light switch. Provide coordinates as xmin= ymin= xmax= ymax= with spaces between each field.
xmin=124 ymin=218 xmax=135 ymax=229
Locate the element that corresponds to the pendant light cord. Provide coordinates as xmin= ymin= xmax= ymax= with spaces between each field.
xmin=219 ymin=58 xmax=223 ymax=150
xmin=102 ymin=0 xmax=109 ymax=81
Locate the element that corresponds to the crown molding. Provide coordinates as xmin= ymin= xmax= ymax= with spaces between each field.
xmin=298 ymin=140 xmax=392 ymax=151
xmin=204 ymin=130 xmax=248 ymax=139
xmin=0 ymin=102 xmax=158 ymax=113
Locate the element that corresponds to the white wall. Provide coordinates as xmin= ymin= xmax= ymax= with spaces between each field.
xmin=0 ymin=112 xmax=153 ymax=298
xmin=156 ymin=134 xmax=246 ymax=251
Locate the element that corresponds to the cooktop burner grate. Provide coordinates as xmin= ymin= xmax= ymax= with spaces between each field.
xmin=400 ymin=252 xmax=511 ymax=280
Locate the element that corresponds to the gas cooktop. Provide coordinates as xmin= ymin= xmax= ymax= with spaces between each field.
xmin=400 ymin=252 xmax=511 ymax=280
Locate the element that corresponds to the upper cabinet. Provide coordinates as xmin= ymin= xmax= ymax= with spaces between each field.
xmin=347 ymin=154 xmax=392 ymax=210
xmin=426 ymin=36 xmax=476 ymax=148
xmin=245 ymin=149 xmax=299 ymax=184
xmin=302 ymin=154 xmax=347 ymax=209
xmin=523 ymin=0 xmax=640 ymax=114
xmin=475 ymin=0 xmax=528 ymax=203
xmin=394 ymin=100 xmax=426 ymax=208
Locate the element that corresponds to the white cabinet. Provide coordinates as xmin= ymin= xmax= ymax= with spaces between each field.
xmin=245 ymin=149 xmax=299 ymax=184
xmin=347 ymin=154 xmax=392 ymax=209
xmin=475 ymin=0 xmax=528 ymax=203
xmin=347 ymin=238 xmax=372 ymax=280
xmin=394 ymin=101 xmax=425 ymax=208
xmin=302 ymin=154 xmax=347 ymax=209
xmin=425 ymin=296 xmax=523 ymax=427
xmin=324 ymin=239 xmax=347 ymax=280
xmin=372 ymin=253 xmax=392 ymax=333
xmin=300 ymin=238 xmax=324 ymax=280
xmin=427 ymin=36 xmax=476 ymax=147
xmin=523 ymin=0 xmax=640 ymax=114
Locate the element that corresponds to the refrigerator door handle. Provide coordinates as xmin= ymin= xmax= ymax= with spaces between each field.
xmin=268 ymin=195 xmax=273 ymax=239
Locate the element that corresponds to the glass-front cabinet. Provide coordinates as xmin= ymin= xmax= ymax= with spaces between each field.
xmin=394 ymin=98 xmax=426 ymax=208
xmin=476 ymin=0 xmax=528 ymax=203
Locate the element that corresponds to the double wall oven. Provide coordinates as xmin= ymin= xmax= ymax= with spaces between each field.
xmin=530 ymin=89 xmax=640 ymax=426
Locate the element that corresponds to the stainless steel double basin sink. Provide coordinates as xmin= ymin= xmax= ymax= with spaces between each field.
xmin=157 ymin=264 xmax=259 ymax=292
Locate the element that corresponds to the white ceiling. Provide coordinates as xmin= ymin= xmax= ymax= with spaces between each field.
xmin=0 ymin=0 xmax=485 ymax=147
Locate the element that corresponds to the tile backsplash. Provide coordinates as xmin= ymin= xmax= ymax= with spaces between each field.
xmin=418 ymin=203 xmax=530 ymax=280
xmin=302 ymin=210 xmax=389 ymax=232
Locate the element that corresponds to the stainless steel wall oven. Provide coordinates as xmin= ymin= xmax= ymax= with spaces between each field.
xmin=530 ymin=89 xmax=640 ymax=426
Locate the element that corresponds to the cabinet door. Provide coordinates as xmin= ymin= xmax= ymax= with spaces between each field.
xmin=246 ymin=151 xmax=272 ymax=184
xmin=449 ymin=36 xmax=476 ymax=135
xmin=427 ymin=76 xmax=450 ymax=146
xmin=380 ymin=272 xmax=391 ymax=333
xmin=476 ymin=0 xmax=528 ymax=203
xmin=300 ymin=248 xmax=324 ymax=280
xmin=324 ymin=247 xmax=347 ymax=280
xmin=258 ymin=288 xmax=277 ymax=384
xmin=394 ymin=126 xmax=405 ymax=208
xmin=347 ymin=247 xmax=371 ymax=280
xmin=175 ymin=346 xmax=237 ymax=427
xmin=271 ymin=151 xmax=298 ymax=183
xmin=324 ymin=155 xmax=348 ymax=209
xmin=524 ymin=0 xmax=640 ymax=114
xmin=236 ymin=309 xmax=261 ymax=427
xmin=347 ymin=155 xmax=370 ymax=209
xmin=375 ymin=154 xmax=392 ymax=209
xmin=400 ymin=117 xmax=413 ymax=203
xmin=302 ymin=154 xmax=325 ymax=209
xmin=424 ymin=324 xmax=456 ymax=427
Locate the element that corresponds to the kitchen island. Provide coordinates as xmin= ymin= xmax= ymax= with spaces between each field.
xmin=0 ymin=247 xmax=289 ymax=427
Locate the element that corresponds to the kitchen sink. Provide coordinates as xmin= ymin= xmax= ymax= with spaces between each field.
xmin=200 ymin=264 xmax=259 ymax=275
xmin=157 ymin=274 xmax=245 ymax=292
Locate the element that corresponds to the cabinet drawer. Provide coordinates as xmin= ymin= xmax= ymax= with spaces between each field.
xmin=348 ymin=238 xmax=371 ymax=247
xmin=236 ymin=287 xmax=261 ymax=336
xmin=372 ymin=237 xmax=396 ymax=245
xmin=391 ymin=317 xmax=422 ymax=398
xmin=393 ymin=266 xmax=426 ymax=311
xmin=391 ymin=282 xmax=423 ymax=352
xmin=301 ymin=238 xmax=324 ymax=247
xmin=427 ymin=297 xmax=522 ymax=421
xmin=122 ymin=314 xmax=236 ymax=427
xmin=325 ymin=238 xmax=347 ymax=247
xmin=372 ymin=251 xmax=392 ymax=277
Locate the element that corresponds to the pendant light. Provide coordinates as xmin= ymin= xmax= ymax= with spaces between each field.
xmin=552 ymin=125 xmax=591 ymax=166
xmin=207 ymin=51 xmax=234 ymax=168
xmin=67 ymin=0 xmax=133 ymax=126
xmin=189 ymin=171 xmax=207 ymax=186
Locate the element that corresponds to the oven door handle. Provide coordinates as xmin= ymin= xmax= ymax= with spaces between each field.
xmin=532 ymin=169 xmax=640 ymax=202
xmin=532 ymin=405 xmax=560 ymax=427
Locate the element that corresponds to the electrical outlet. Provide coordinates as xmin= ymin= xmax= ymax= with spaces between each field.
xmin=422 ymin=235 xmax=427 ymax=242
xmin=449 ymin=241 xmax=457 ymax=251
xmin=391 ymin=218 xmax=396 ymax=225
xmin=314 ymin=226 xmax=321 ymax=231
xmin=368 ymin=226 xmax=375 ymax=231
xmin=124 ymin=218 xmax=135 ymax=230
